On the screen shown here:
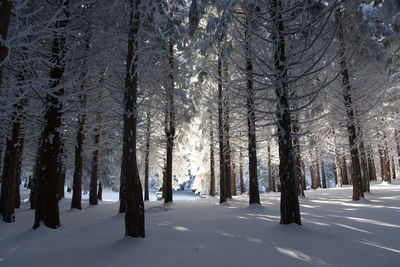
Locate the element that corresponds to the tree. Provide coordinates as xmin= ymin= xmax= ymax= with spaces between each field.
xmin=121 ymin=0 xmax=145 ymax=238
xmin=33 ymin=0 xmax=70 ymax=229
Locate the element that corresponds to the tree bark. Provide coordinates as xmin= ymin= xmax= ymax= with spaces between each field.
xmin=217 ymin=54 xmax=226 ymax=204
xmin=314 ymin=148 xmax=321 ymax=189
xmin=267 ymin=145 xmax=275 ymax=192
xmin=164 ymin=29 xmax=175 ymax=204
xmin=0 ymin=0 xmax=12 ymax=87
xmin=122 ymin=0 xmax=145 ymax=237
xmin=231 ymin=162 xmax=237 ymax=196
xmin=144 ymin=106 xmax=151 ymax=201
xmin=269 ymin=0 xmax=301 ymax=225
xmin=245 ymin=16 xmax=260 ymax=204
xmin=342 ymin=155 xmax=349 ymax=185
xmin=71 ymin=98 xmax=86 ymax=210
xmin=89 ymin=122 xmax=100 ymax=205
xmin=209 ymin=113 xmax=216 ymax=196
xmin=392 ymin=156 xmax=396 ymax=180
xmin=1 ymin=100 xmax=24 ymax=222
xmin=321 ymin=159 xmax=327 ymax=189
xmin=359 ymin=141 xmax=369 ymax=192
xmin=97 ymin=182 xmax=102 ymax=201
xmin=239 ymin=149 xmax=245 ymax=194
xmin=336 ymin=6 xmax=363 ymax=200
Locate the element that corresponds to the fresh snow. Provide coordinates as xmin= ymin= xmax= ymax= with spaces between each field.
xmin=1 ymin=182 xmax=400 ymax=267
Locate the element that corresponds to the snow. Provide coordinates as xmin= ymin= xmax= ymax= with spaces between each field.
xmin=1 ymin=182 xmax=400 ymax=266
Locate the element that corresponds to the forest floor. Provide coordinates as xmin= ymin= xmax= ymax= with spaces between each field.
xmin=1 ymin=181 xmax=400 ymax=267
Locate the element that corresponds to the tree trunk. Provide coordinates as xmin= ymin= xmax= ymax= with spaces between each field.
xmin=217 ymin=53 xmax=226 ymax=204
xmin=321 ymin=159 xmax=327 ymax=189
xmin=231 ymin=162 xmax=237 ymax=196
xmin=97 ymin=182 xmax=102 ymax=201
xmin=144 ymin=106 xmax=151 ymax=201
xmin=269 ymin=0 xmax=301 ymax=225
xmin=14 ymin=133 xmax=24 ymax=209
xmin=396 ymin=130 xmax=400 ymax=173
xmin=383 ymin=138 xmax=391 ymax=183
xmin=292 ymin=122 xmax=304 ymax=196
xmin=245 ymin=18 xmax=260 ymax=204
xmin=309 ymin=151 xmax=316 ymax=189
xmin=122 ymin=0 xmax=145 ymax=237
xmin=1 ymin=112 xmax=22 ymax=221
xmin=33 ymin=0 xmax=70 ymax=229
xmin=332 ymin=127 xmax=342 ymax=187
xmin=336 ymin=6 xmax=363 ymax=200
xmin=0 ymin=0 xmax=12 ymax=87
xmin=239 ymin=149 xmax=245 ymax=194
xmin=71 ymin=101 xmax=86 ymax=210
xmin=314 ymin=148 xmax=321 ymax=189
xmin=57 ymin=142 xmax=66 ymax=200
xmin=367 ymin=145 xmax=376 ymax=181
xmin=209 ymin=113 xmax=216 ymax=196
xmin=359 ymin=141 xmax=369 ymax=192
xmin=89 ymin=123 xmax=100 ymax=206
xmin=342 ymin=155 xmax=349 ymax=185
xmin=392 ymin=156 xmax=396 ymax=180
xmin=267 ymin=145 xmax=275 ymax=192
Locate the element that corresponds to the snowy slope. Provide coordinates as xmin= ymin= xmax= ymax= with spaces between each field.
xmin=1 ymin=182 xmax=400 ymax=267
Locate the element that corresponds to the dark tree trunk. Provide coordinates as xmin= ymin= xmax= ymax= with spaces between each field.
xmin=231 ymin=162 xmax=236 ymax=196
xmin=342 ymin=155 xmax=349 ymax=185
xmin=309 ymin=151 xmax=316 ymax=189
xmin=292 ymin=122 xmax=304 ymax=196
xmin=57 ymin=143 xmax=66 ymax=200
xmin=267 ymin=145 xmax=275 ymax=192
xmin=217 ymin=54 xmax=226 ymax=204
xmin=396 ymin=130 xmax=400 ymax=173
xmin=245 ymin=19 xmax=260 ymax=204
xmin=314 ymin=149 xmax=321 ymax=189
xmin=321 ymin=159 xmax=327 ymax=189
xmin=122 ymin=0 xmax=145 ymax=237
xmin=1 ymin=120 xmax=21 ymax=221
xmin=89 ymin=123 xmax=100 ymax=205
xmin=269 ymin=0 xmax=301 ymax=225
xmin=223 ymin=95 xmax=232 ymax=199
xmin=209 ymin=113 xmax=216 ymax=196
xmin=71 ymin=105 xmax=86 ymax=210
xmin=97 ymin=182 xmax=102 ymax=201
xmin=332 ymin=127 xmax=342 ymax=187
xmin=378 ymin=143 xmax=384 ymax=180
xmin=0 ymin=138 xmax=3 ymax=176
xmin=392 ymin=157 xmax=396 ymax=180
xmin=33 ymin=0 xmax=70 ymax=229
xmin=144 ymin=107 xmax=151 ymax=201
xmin=0 ymin=0 xmax=12 ymax=87
xmin=14 ymin=134 xmax=24 ymax=209
xmin=359 ymin=141 xmax=369 ymax=192
xmin=367 ymin=145 xmax=376 ymax=181
xmin=164 ymin=37 xmax=175 ymax=204
xmin=239 ymin=149 xmax=245 ymax=194
xmin=336 ymin=6 xmax=363 ymax=200
xmin=383 ymin=138 xmax=391 ymax=183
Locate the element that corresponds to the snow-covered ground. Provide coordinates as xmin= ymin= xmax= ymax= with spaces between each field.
xmin=1 ymin=181 xmax=400 ymax=267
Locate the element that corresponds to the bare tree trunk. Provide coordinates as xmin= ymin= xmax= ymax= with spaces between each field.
xmin=0 ymin=0 xmax=12 ymax=87
xmin=321 ymin=159 xmax=327 ymax=189
xmin=239 ymin=149 xmax=244 ymax=194
xmin=1 ymin=97 xmax=25 ymax=221
xmin=144 ymin=106 xmax=151 ymax=201
xmin=383 ymin=138 xmax=391 ymax=184
xmin=378 ymin=143 xmax=384 ymax=180
xmin=209 ymin=112 xmax=215 ymax=196
xmin=269 ymin=0 xmax=300 ymax=225
xmin=314 ymin=148 xmax=321 ymax=189
xmin=14 ymin=133 xmax=24 ymax=209
xmin=396 ymin=130 xmax=400 ymax=172
xmin=245 ymin=17 xmax=260 ymax=204
xmin=217 ymin=53 xmax=226 ymax=204
xmin=97 ymin=182 xmax=102 ymax=201
xmin=164 ymin=36 xmax=175 ymax=204
xmin=292 ymin=121 xmax=304 ymax=196
xmin=122 ymin=0 xmax=145 ymax=237
xmin=336 ymin=6 xmax=363 ymax=200
xmin=89 ymin=122 xmax=100 ymax=206
xmin=57 ymin=141 xmax=66 ymax=200
xmin=392 ymin=156 xmax=396 ymax=180
xmin=342 ymin=155 xmax=349 ymax=185
xmin=359 ymin=141 xmax=369 ymax=192
xmin=71 ymin=96 xmax=86 ymax=210
xmin=231 ymin=162 xmax=236 ymax=196
xmin=332 ymin=127 xmax=342 ymax=187
xmin=33 ymin=1 xmax=70 ymax=229
xmin=267 ymin=145 xmax=275 ymax=192
xmin=367 ymin=145 xmax=376 ymax=182
xmin=309 ymin=151 xmax=316 ymax=189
